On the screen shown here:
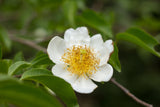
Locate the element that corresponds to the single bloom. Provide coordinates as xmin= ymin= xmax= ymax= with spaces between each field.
xmin=47 ymin=27 xmax=114 ymax=94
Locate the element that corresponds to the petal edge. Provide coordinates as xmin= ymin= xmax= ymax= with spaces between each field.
xmin=47 ymin=36 xmax=66 ymax=64
xmin=90 ymin=64 xmax=113 ymax=82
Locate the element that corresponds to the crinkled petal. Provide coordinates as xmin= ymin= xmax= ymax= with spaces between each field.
xmin=47 ymin=36 xmax=66 ymax=64
xmin=104 ymin=40 xmax=114 ymax=54
xmin=64 ymin=27 xmax=89 ymax=41
xmin=97 ymin=40 xmax=114 ymax=66
xmin=89 ymin=34 xmax=103 ymax=51
xmin=52 ymin=64 xmax=77 ymax=84
xmin=64 ymin=27 xmax=90 ymax=47
xmin=72 ymin=76 xmax=97 ymax=94
xmin=97 ymin=46 xmax=109 ymax=65
xmin=90 ymin=64 xmax=113 ymax=82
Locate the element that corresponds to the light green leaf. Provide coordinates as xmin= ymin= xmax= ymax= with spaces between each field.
xmin=116 ymin=27 xmax=160 ymax=57
xmin=13 ymin=52 xmax=24 ymax=62
xmin=0 ymin=75 xmax=62 ymax=107
xmin=8 ymin=61 xmax=31 ymax=76
xmin=109 ymin=43 xmax=121 ymax=72
xmin=21 ymin=68 xmax=79 ymax=107
xmin=78 ymin=9 xmax=113 ymax=39
xmin=62 ymin=0 xmax=77 ymax=26
xmin=31 ymin=52 xmax=53 ymax=66
xmin=0 ymin=26 xmax=12 ymax=52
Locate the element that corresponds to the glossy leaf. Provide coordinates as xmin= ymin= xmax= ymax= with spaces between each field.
xmin=109 ymin=43 xmax=121 ymax=72
xmin=21 ymin=68 xmax=79 ymax=107
xmin=78 ymin=9 xmax=113 ymax=39
xmin=31 ymin=52 xmax=53 ymax=66
xmin=0 ymin=26 xmax=12 ymax=52
xmin=0 ymin=75 xmax=62 ymax=107
xmin=116 ymin=27 xmax=160 ymax=57
xmin=8 ymin=61 xmax=31 ymax=76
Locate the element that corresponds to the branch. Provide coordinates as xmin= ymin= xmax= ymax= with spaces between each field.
xmin=10 ymin=35 xmax=47 ymax=53
xmin=10 ymin=35 xmax=153 ymax=107
xmin=110 ymin=78 xmax=153 ymax=107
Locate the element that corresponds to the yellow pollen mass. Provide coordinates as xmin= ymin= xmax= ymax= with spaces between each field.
xmin=61 ymin=45 xmax=100 ymax=76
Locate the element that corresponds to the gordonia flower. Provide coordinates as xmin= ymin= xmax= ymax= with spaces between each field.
xmin=47 ymin=27 xmax=114 ymax=94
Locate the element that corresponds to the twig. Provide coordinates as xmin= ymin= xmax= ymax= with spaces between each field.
xmin=10 ymin=35 xmax=153 ymax=107
xmin=10 ymin=35 xmax=47 ymax=53
xmin=110 ymin=78 xmax=153 ymax=107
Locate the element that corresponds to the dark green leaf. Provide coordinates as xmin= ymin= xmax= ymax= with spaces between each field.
xmin=0 ymin=59 xmax=12 ymax=74
xmin=109 ymin=43 xmax=121 ymax=72
xmin=8 ymin=61 xmax=31 ymax=76
xmin=0 ymin=74 xmax=62 ymax=107
xmin=0 ymin=26 xmax=12 ymax=52
xmin=0 ymin=60 xmax=8 ymax=74
xmin=21 ymin=68 xmax=79 ymax=107
xmin=0 ymin=46 xmax=2 ymax=59
xmin=116 ymin=27 xmax=160 ymax=57
xmin=78 ymin=9 xmax=113 ymax=39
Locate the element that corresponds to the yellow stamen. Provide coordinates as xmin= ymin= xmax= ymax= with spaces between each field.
xmin=61 ymin=45 xmax=100 ymax=76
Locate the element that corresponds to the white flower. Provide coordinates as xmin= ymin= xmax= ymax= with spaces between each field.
xmin=47 ymin=27 xmax=114 ymax=94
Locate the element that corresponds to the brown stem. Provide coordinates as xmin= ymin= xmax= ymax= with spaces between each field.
xmin=10 ymin=35 xmax=47 ymax=53
xmin=110 ymin=78 xmax=153 ymax=107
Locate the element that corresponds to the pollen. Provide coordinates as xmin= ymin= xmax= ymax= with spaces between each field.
xmin=61 ymin=45 xmax=100 ymax=76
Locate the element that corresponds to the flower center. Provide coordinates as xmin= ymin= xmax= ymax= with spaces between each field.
xmin=61 ymin=45 xmax=100 ymax=76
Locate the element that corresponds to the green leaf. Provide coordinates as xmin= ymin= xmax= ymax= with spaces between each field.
xmin=21 ymin=68 xmax=79 ymax=107
xmin=0 ymin=60 xmax=9 ymax=74
xmin=0 ymin=26 xmax=12 ymax=52
xmin=109 ymin=43 xmax=121 ymax=72
xmin=0 ymin=46 xmax=2 ymax=59
xmin=62 ymin=0 xmax=77 ymax=27
xmin=78 ymin=9 xmax=113 ymax=39
xmin=0 ymin=59 xmax=12 ymax=74
xmin=116 ymin=27 xmax=160 ymax=57
xmin=0 ymin=74 xmax=62 ymax=107
xmin=13 ymin=52 xmax=24 ymax=62
xmin=31 ymin=52 xmax=53 ymax=66
xmin=8 ymin=61 xmax=31 ymax=76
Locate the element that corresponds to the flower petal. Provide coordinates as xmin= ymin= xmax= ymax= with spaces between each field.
xmin=52 ymin=64 xmax=77 ymax=84
xmin=90 ymin=64 xmax=113 ymax=82
xmin=72 ymin=76 xmax=97 ymax=94
xmin=47 ymin=36 xmax=66 ymax=64
xmin=89 ymin=34 xmax=103 ymax=51
xmin=64 ymin=27 xmax=90 ymax=47
xmin=52 ymin=64 xmax=97 ymax=94
xmin=104 ymin=40 xmax=114 ymax=54
xmin=97 ymin=40 xmax=114 ymax=65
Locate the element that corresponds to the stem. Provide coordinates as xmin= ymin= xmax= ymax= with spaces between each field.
xmin=10 ymin=35 xmax=47 ymax=53
xmin=110 ymin=78 xmax=153 ymax=107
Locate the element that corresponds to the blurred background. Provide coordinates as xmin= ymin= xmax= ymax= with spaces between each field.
xmin=0 ymin=0 xmax=160 ymax=107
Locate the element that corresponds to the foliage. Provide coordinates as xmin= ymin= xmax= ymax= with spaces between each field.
xmin=0 ymin=0 xmax=160 ymax=107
